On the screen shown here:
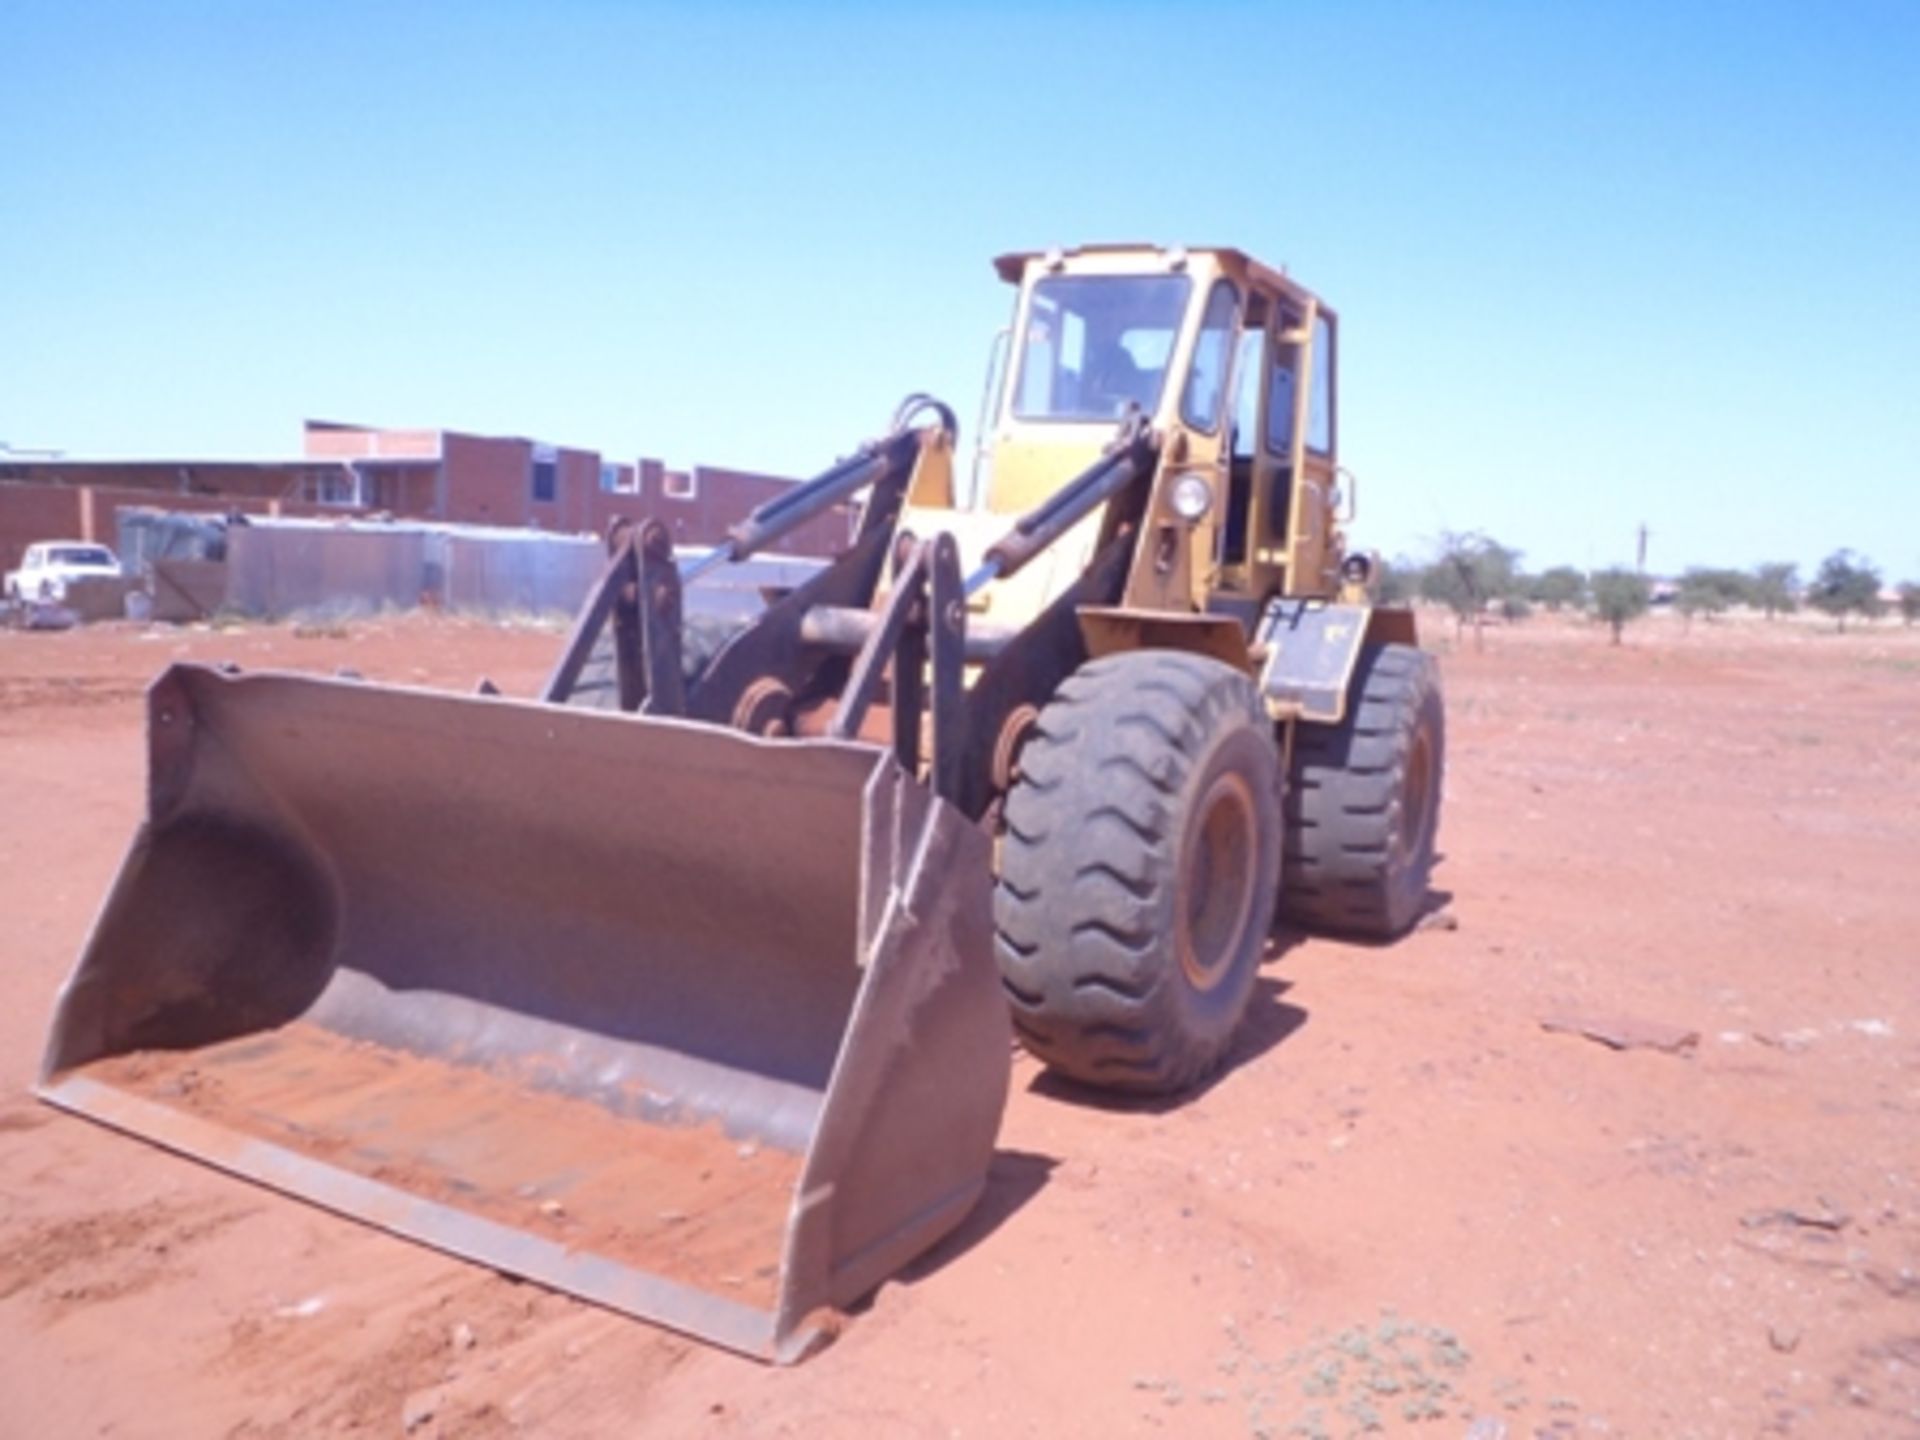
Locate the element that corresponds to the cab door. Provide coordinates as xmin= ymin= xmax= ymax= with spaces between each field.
xmin=1230 ymin=293 xmax=1310 ymax=604
xmin=1280 ymin=302 xmax=1340 ymax=595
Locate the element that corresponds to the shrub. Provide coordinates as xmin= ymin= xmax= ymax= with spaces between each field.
xmin=1806 ymin=550 xmax=1883 ymax=632
xmin=1591 ymin=568 xmax=1651 ymax=644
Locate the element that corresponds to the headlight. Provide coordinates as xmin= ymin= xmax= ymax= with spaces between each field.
xmin=1169 ymin=471 xmax=1213 ymax=522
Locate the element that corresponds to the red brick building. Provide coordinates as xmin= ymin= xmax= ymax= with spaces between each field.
xmin=0 ymin=421 xmax=849 ymax=575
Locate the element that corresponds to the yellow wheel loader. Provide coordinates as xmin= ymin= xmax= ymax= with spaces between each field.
xmin=37 ymin=244 xmax=1443 ymax=1361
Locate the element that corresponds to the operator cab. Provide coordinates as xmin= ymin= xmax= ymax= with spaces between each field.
xmin=985 ymin=245 xmax=1343 ymax=607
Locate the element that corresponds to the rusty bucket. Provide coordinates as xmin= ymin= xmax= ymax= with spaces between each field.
xmin=37 ymin=664 xmax=1008 ymax=1361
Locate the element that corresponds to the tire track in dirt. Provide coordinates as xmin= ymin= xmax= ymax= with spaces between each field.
xmin=212 ymin=1268 xmax=697 ymax=1439
xmin=0 ymin=1198 xmax=260 ymax=1316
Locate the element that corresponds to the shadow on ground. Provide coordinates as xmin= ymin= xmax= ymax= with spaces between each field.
xmin=1311 ymin=884 xmax=1456 ymax=951
xmin=875 ymin=1148 xmax=1059 ymax=1294
xmin=1024 ymin=965 xmax=1310 ymax=1116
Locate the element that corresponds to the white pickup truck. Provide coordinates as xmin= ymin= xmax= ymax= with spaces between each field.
xmin=4 ymin=540 xmax=123 ymax=603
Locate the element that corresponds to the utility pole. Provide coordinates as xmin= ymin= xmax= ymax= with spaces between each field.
xmin=1635 ymin=522 xmax=1650 ymax=575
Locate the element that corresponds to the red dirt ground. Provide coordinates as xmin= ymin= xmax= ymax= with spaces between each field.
xmin=1 ymin=611 xmax=1916 ymax=1438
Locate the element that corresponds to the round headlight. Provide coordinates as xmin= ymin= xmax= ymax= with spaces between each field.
xmin=1169 ymin=471 xmax=1213 ymax=522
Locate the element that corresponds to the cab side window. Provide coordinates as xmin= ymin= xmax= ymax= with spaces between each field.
xmin=1307 ymin=313 xmax=1334 ymax=455
xmin=1179 ymin=281 xmax=1240 ymax=432
xmin=1264 ymin=317 xmax=1302 ymax=540
xmin=1222 ymin=328 xmax=1265 ymax=566
xmin=1265 ymin=360 xmax=1296 ymax=454
xmin=1229 ymin=330 xmax=1263 ymax=461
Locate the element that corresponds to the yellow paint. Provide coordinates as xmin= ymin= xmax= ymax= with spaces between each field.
xmin=984 ymin=438 xmax=1106 ymax=517
xmin=904 ymin=430 xmax=956 ymax=508
xmin=885 ymin=246 xmax=1412 ymax=675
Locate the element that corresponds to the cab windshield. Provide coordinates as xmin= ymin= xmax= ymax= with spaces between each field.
xmin=1011 ymin=275 xmax=1192 ymax=422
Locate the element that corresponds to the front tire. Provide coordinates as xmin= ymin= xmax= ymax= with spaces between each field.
xmin=994 ymin=650 xmax=1282 ymax=1094
xmin=1281 ymin=643 xmax=1444 ymax=937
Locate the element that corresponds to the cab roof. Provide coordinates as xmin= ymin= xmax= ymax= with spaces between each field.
xmin=991 ymin=244 xmax=1320 ymax=310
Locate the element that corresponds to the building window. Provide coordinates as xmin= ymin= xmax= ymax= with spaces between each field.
xmin=531 ymin=445 xmax=558 ymax=503
xmin=302 ymin=468 xmax=358 ymax=507
xmin=664 ymin=470 xmax=698 ymax=500
xmin=600 ymin=462 xmax=638 ymax=495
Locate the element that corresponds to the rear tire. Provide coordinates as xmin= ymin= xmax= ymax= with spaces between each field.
xmin=1281 ymin=643 xmax=1444 ymax=938
xmin=565 ymin=612 xmax=750 ymax=712
xmin=994 ymin=650 xmax=1281 ymax=1094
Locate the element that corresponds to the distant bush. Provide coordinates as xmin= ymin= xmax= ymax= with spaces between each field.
xmin=1897 ymin=581 xmax=1920 ymax=626
xmin=1525 ymin=565 xmax=1589 ymax=612
xmin=1807 ymin=550 xmax=1883 ymax=632
xmin=1751 ymin=562 xmax=1799 ymax=619
xmin=1419 ymin=531 xmax=1522 ymax=646
xmin=1591 ymin=568 xmax=1651 ymax=644
xmin=1675 ymin=567 xmax=1753 ymax=625
xmin=1376 ymin=554 xmax=1417 ymax=606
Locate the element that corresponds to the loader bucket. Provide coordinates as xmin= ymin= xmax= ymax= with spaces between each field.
xmin=36 ymin=664 xmax=1008 ymax=1362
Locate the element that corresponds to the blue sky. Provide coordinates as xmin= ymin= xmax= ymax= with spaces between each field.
xmin=4 ymin=1 xmax=1917 ymax=577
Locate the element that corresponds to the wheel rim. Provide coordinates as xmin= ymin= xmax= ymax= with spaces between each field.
xmin=1177 ymin=771 xmax=1259 ymax=993
xmin=1395 ymin=725 xmax=1436 ymax=865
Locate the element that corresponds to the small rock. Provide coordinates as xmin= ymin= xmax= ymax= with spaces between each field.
xmin=1416 ymin=908 xmax=1460 ymax=933
xmin=1768 ymin=1324 xmax=1800 ymax=1354
xmin=1463 ymin=1419 xmax=1508 ymax=1440
xmin=450 ymin=1321 xmax=476 ymax=1352
xmin=538 ymin=1199 xmax=566 ymax=1218
xmin=402 ymin=1389 xmax=438 ymax=1433
xmin=737 ymin=1140 xmax=761 ymax=1159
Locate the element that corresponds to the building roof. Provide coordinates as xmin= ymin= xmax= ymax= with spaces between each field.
xmin=0 ymin=454 xmax=437 ymax=470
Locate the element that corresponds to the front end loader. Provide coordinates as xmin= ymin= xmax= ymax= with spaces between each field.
xmin=38 ymin=244 xmax=1443 ymax=1360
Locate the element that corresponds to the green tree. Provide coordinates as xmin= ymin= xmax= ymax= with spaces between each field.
xmin=1751 ymin=562 xmax=1799 ymax=619
xmin=1419 ymin=531 xmax=1522 ymax=647
xmin=1806 ymin=550 xmax=1883 ymax=632
xmin=1591 ymin=567 xmax=1651 ymax=645
xmin=1527 ymin=565 xmax=1589 ymax=612
xmin=1897 ymin=581 xmax=1920 ymax=626
xmin=1675 ymin=567 xmax=1753 ymax=627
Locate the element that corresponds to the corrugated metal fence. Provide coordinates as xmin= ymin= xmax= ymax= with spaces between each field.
xmin=222 ymin=520 xmax=819 ymax=622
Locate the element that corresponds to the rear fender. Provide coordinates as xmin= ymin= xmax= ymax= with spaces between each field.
xmin=1256 ymin=601 xmax=1419 ymax=725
